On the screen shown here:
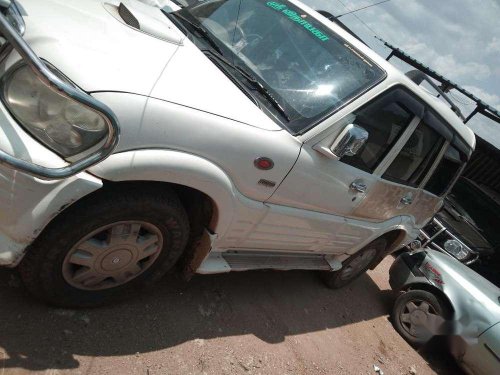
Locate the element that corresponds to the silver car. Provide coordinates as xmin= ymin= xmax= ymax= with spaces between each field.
xmin=389 ymin=249 xmax=500 ymax=375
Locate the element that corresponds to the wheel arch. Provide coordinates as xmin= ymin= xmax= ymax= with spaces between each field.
xmin=369 ymin=228 xmax=408 ymax=270
xmin=88 ymin=149 xmax=238 ymax=237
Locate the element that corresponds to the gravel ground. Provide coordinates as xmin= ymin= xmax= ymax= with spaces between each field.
xmin=0 ymin=257 xmax=463 ymax=375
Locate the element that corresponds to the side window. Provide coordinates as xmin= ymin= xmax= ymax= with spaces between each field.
xmin=341 ymin=100 xmax=414 ymax=173
xmin=383 ymin=120 xmax=445 ymax=187
xmin=425 ymin=146 xmax=464 ymax=196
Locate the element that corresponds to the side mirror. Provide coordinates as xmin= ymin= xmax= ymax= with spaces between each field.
xmin=331 ymin=124 xmax=369 ymax=159
xmin=316 ymin=124 xmax=368 ymax=160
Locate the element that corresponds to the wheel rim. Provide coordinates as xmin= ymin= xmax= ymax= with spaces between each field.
xmin=339 ymin=248 xmax=377 ymax=281
xmin=62 ymin=221 xmax=163 ymax=291
xmin=399 ymin=299 xmax=440 ymax=339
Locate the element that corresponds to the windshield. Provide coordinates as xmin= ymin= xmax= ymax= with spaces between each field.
xmin=171 ymin=0 xmax=385 ymax=133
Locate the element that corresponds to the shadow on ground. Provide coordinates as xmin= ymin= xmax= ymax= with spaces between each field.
xmin=0 ymin=267 xmax=396 ymax=371
xmin=0 ymin=267 xmax=464 ymax=374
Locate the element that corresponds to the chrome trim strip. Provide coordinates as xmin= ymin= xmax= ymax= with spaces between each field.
xmin=418 ymin=140 xmax=449 ymax=188
xmin=373 ymin=115 xmax=421 ymax=176
xmin=0 ymin=11 xmax=120 ymax=179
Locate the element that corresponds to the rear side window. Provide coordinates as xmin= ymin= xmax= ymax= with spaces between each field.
xmin=383 ymin=120 xmax=445 ymax=186
xmin=425 ymin=146 xmax=463 ymax=196
xmin=341 ymin=102 xmax=414 ymax=173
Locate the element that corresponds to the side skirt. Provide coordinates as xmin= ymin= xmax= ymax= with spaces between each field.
xmin=196 ymin=249 xmax=344 ymax=274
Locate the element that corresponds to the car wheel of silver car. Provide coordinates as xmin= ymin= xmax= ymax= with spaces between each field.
xmin=320 ymin=238 xmax=386 ymax=289
xmin=392 ymin=289 xmax=450 ymax=348
xmin=19 ymin=184 xmax=189 ymax=308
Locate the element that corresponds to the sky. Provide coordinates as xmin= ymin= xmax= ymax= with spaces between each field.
xmin=301 ymin=0 xmax=500 ymax=148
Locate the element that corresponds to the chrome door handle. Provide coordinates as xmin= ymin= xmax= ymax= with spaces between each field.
xmin=350 ymin=180 xmax=367 ymax=193
xmin=400 ymin=196 xmax=413 ymax=205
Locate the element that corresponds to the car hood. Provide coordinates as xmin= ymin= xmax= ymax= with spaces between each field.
xmin=15 ymin=0 xmax=181 ymax=96
xmin=14 ymin=0 xmax=279 ymax=130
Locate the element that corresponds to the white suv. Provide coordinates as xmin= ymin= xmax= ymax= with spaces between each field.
xmin=0 ymin=0 xmax=475 ymax=306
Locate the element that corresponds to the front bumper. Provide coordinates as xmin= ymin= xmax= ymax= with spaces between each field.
xmin=0 ymin=76 xmax=104 ymax=267
xmin=0 ymin=164 xmax=102 ymax=267
xmin=0 ymin=5 xmax=117 ymax=266
xmin=389 ymin=250 xmax=429 ymax=292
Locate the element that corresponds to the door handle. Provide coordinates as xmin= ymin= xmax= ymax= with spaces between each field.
xmin=400 ymin=196 xmax=413 ymax=205
xmin=350 ymin=180 xmax=367 ymax=193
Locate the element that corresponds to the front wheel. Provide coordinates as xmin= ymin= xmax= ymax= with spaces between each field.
xmin=320 ymin=238 xmax=386 ymax=289
xmin=19 ymin=185 xmax=189 ymax=307
xmin=392 ymin=289 xmax=450 ymax=347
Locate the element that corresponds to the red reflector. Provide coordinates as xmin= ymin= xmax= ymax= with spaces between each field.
xmin=254 ymin=157 xmax=274 ymax=170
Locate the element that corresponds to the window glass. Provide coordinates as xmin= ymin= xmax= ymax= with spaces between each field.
xmin=173 ymin=0 xmax=385 ymax=133
xmin=341 ymin=102 xmax=414 ymax=172
xmin=383 ymin=120 xmax=444 ymax=186
xmin=425 ymin=146 xmax=463 ymax=196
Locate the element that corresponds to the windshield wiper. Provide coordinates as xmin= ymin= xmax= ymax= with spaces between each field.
xmin=205 ymin=51 xmax=290 ymax=122
xmin=167 ymin=12 xmax=224 ymax=55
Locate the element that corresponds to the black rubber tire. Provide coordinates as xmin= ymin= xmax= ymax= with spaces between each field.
xmin=18 ymin=184 xmax=189 ymax=308
xmin=392 ymin=289 xmax=449 ymax=348
xmin=320 ymin=238 xmax=386 ymax=289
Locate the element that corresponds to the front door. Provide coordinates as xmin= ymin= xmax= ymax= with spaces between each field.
xmin=266 ymin=87 xmax=447 ymax=254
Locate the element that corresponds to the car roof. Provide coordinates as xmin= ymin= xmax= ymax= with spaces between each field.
xmin=291 ymin=0 xmax=476 ymax=150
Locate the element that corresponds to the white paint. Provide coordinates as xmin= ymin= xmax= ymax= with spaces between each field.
xmin=0 ymin=0 xmax=476 ymax=272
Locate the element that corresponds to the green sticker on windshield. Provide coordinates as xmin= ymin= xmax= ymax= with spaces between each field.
xmin=266 ymin=2 xmax=330 ymax=42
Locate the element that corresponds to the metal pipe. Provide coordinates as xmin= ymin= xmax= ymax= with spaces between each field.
xmin=0 ymin=8 xmax=120 ymax=179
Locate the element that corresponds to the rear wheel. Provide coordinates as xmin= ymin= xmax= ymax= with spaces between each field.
xmin=19 ymin=185 xmax=189 ymax=307
xmin=392 ymin=289 xmax=450 ymax=347
xmin=320 ymin=238 xmax=386 ymax=289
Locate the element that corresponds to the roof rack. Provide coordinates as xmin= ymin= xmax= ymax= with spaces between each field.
xmin=376 ymin=37 xmax=500 ymax=125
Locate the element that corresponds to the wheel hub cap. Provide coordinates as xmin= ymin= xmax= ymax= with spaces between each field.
xmin=400 ymin=299 xmax=440 ymax=339
xmin=100 ymin=249 xmax=134 ymax=271
xmin=62 ymin=221 xmax=164 ymax=291
xmin=410 ymin=310 xmax=427 ymax=325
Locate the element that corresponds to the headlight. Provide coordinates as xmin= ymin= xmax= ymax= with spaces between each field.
xmin=1 ymin=63 xmax=109 ymax=157
xmin=444 ymin=239 xmax=469 ymax=261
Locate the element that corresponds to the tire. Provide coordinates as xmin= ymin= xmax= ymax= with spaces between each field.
xmin=392 ymin=289 xmax=450 ymax=348
xmin=320 ymin=238 xmax=386 ymax=289
xmin=19 ymin=184 xmax=189 ymax=308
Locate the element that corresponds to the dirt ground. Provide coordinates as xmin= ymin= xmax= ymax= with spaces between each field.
xmin=0 ymin=257 xmax=463 ymax=375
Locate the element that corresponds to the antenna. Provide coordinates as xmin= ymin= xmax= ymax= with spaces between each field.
xmin=336 ymin=0 xmax=391 ymax=18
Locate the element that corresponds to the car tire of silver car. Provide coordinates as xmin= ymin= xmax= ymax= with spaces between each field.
xmin=18 ymin=184 xmax=189 ymax=308
xmin=320 ymin=238 xmax=386 ymax=289
xmin=392 ymin=289 xmax=451 ymax=348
